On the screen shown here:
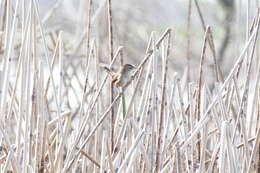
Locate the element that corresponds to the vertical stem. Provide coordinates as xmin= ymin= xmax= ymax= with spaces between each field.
xmin=196 ymin=26 xmax=209 ymax=162
xmin=86 ymin=0 xmax=92 ymax=62
xmin=186 ymin=0 xmax=192 ymax=83
xmin=246 ymin=0 xmax=250 ymax=65
xmin=107 ymin=0 xmax=114 ymax=150
xmin=0 ymin=0 xmax=7 ymax=53
xmin=154 ymin=30 xmax=171 ymax=172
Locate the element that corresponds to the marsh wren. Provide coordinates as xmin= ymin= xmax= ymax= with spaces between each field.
xmin=104 ymin=64 xmax=136 ymax=88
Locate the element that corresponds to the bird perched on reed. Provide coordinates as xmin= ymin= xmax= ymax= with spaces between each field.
xmin=104 ymin=64 xmax=136 ymax=88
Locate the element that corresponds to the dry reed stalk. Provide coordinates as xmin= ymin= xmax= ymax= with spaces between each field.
xmin=155 ymin=30 xmax=171 ymax=172
xmin=182 ymin=22 xmax=259 ymax=149
xmin=186 ymin=0 xmax=192 ymax=82
xmin=196 ymin=26 xmax=209 ymax=163
xmin=85 ymin=0 xmax=92 ymax=61
xmin=0 ymin=1 xmax=260 ymax=172
xmin=148 ymin=32 xmax=157 ymax=173
xmin=63 ymin=94 xmax=121 ymax=171
xmin=72 ymin=46 xmax=122 ymax=142
xmin=33 ymin=0 xmax=63 ymax=144
xmin=194 ymin=0 xmax=225 ymax=83
xmin=107 ymin=0 xmax=115 ymax=152
xmin=0 ymin=0 xmax=19 ymax=113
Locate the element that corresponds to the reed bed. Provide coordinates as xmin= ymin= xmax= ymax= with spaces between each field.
xmin=0 ymin=0 xmax=259 ymax=173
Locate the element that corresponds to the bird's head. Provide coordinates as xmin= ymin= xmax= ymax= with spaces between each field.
xmin=123 ymin=64 xmax=136 ymax=73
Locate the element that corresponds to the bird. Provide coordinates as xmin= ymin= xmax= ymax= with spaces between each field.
xmin=104 ymin=64 xmax=136 ymax=88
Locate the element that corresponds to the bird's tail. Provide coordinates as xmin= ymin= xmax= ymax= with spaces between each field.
xmin=103 ymin=66 xmax=115 ymax=76
xmin=103 ymin=66 xmax=119 ymax=84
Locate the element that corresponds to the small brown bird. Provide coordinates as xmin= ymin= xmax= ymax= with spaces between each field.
xmin=104 ymin=64 xmax=136 ymax=88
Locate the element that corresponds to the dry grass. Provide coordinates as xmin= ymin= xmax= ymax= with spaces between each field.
xmin=0 ymin=0 xmax=259 ymax=173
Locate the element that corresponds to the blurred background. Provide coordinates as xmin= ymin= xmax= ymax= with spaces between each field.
xmin=35 ymin=0 xmax=259 ymax=73
xmin=35 ymin=0 xmax=255 ymax=67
